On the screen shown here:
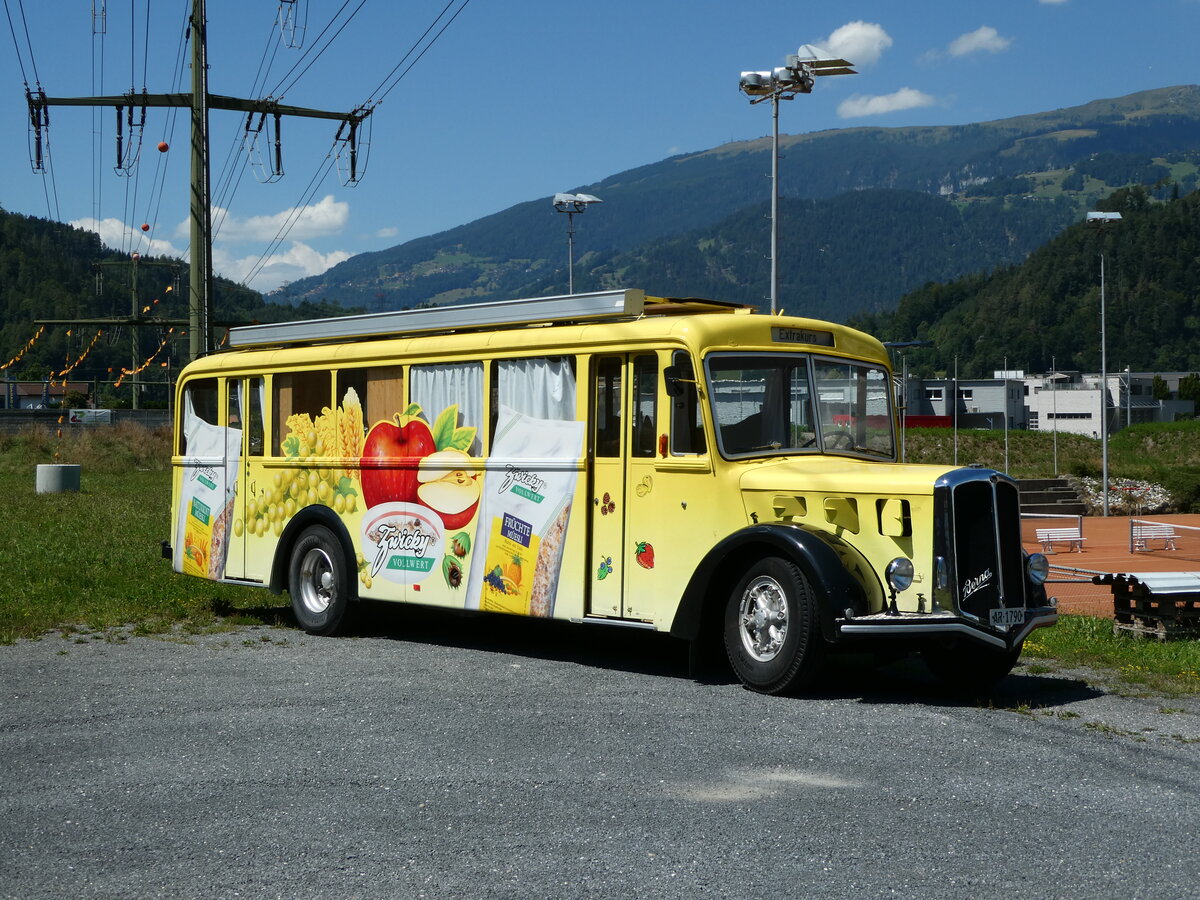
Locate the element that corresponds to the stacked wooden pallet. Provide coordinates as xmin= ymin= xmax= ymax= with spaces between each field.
xmin=1093 ymin=572 xmax=1200 ymax=639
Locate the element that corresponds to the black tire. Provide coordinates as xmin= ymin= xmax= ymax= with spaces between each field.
xmin=922 ymin=641 xmax=1022 ymax=697
xmin=288 ymin=524 xmax=352 ymax=635
xmin=724 ymin=557 xmax=825 ymax=694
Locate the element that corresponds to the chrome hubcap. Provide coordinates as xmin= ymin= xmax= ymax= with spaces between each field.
xmin=299 ymin=547 xmax=335 ymax=615
xmin=739 ymin=575 xmax=789 ymax=662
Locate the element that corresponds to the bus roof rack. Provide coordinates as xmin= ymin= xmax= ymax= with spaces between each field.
xmin=227 ymin=289 xmax=752 ymax=349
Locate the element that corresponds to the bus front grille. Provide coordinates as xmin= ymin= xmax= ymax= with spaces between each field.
xmin=935 ymin=471 xmax=1026 ymax=623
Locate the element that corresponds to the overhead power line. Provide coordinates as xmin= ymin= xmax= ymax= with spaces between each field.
xmin=363 ymin=0 xmax=472 ymax=109
xmin=27 ymin=0 xmax=371 ymax=361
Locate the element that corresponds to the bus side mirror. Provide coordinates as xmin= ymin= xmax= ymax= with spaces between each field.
xmin=664 ymin=365 xmax=692 ymax=398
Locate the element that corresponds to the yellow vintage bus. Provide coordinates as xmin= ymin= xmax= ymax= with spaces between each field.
xmin=166 ymin=289 xmax=1055 ymax=694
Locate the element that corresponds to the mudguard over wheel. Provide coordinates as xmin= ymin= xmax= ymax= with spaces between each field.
xmin=288 ymin=524 xmax=352 ymax=635
xmin=724 ymin=557 xmax=825 ymax=694
xmin=922 ymin=641 xmax=1022 ymax=697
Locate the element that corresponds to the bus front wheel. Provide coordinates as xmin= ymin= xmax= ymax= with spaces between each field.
xmin=288 ymin=524 xmax=352 ymax=635
xmin=724 ymin=557 xmax=824 ymax=694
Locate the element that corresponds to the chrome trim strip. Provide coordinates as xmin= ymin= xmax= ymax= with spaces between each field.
xmin=839 ymin=610 xmax=1058 ymax=650
xmin=572 ymin=617 xmax=659 ymax=631
xmin=840 ymin=621 xmax=1009 ymax=649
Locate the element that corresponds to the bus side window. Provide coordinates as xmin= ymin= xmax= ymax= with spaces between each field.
xmin=247 ymin=378 xmax=265 ymax=457
xmin=335 ymin=365 xmax=405 ymax=432
xmin=669 ymin=350 xmax=706 ymax=455
xmin=594 ymin=357 xmax=622 ymax=458
xmin=632 ymin=355 xmax=657 ymax=458
xmin=227 ymin=381 xmax=240 ymax=429
xmin=410 ymin=363 xmax=483 ymax=455
xmin=179 ymin=378 xmax=218 ymax=456
xmin=273 ymin=371 xmax=331 ymax=455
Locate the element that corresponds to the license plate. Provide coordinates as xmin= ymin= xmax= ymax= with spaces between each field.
xmin=989 ymin=607 xmax=1025 ymax=628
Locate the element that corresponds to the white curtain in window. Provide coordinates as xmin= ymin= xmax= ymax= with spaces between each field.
xmin=497 ymin=357 xmax=576 ymax=421
xmin=410 ymin=363 xmax=484 ymax=454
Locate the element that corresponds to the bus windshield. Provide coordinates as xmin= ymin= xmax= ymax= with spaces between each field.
xmin=707 ymin=353 xmax=895 ymax=460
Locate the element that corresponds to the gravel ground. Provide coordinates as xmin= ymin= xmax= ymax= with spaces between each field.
xmin=2 ymin=608 xmax=1198 ymax=900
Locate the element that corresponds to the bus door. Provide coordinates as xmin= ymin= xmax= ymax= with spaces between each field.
xmin=588 ymin=354 xmax=658 ymax=619
xmin=223 ymin=377 xmax=265 ymax=581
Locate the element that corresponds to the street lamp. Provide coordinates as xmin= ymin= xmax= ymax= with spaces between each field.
xmin=553 ymin=192 xmax=602 ymax=294
xmin=1086 ymin=210 xmax=1123 ymax=516
xmin=739 ymin=44 xmax=855 ymax=314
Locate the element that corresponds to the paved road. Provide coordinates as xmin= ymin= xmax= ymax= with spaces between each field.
xmin=2 ymin=607 xmax=1199 ymax=900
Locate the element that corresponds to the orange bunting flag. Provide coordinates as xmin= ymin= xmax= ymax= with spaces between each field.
xmin=56 ymin=331 xmax=104 ymax=380
xmin=114 ymin=331 xmax=173 ymax=389
xmin=1 ymin=326 xmax=46 ymax=370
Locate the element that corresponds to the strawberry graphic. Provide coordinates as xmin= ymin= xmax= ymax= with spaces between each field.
xmin=634 ymin=541 xmax=655 ymax=569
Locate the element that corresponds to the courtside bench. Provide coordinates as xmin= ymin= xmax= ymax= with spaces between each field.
xmin=1036 ymin=526 xmax=1085 ymax=553
xmin=1131 ymin=523 xmax=1179 ymax=551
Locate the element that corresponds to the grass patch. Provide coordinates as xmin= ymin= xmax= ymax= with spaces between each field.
xmin=0 ymin=425 xmax=284 ymax=643
xmin=1024 ymin=615 xmax=1200 ymax=696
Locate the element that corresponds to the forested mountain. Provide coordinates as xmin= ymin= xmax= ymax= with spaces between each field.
xmin=0 ymin=210 xmax=355 ymax=401
xmin=272 ymin=85 xmax=1200 ymax=315
xmin=584 ymin=190 xmax=1078 ymax=320
xmin=854 ymin=186 xmax=1200 ymax=375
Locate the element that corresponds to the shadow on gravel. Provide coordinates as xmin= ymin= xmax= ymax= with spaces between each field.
xmin=808 ymin=654 xmax=1107 ymax=710
xmin=352 ymin=599 xmax=701 ymax=681
xmin=336 ymin=601 xmax=1106 ymax=708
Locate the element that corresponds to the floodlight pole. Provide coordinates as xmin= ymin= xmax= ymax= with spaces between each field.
xmin=1052 ymin=355 xmax=1058 ymax=476
xmin=1087 ymin=210 xmax=1122 ymax=517
xmin=553 ymin=193 xmax=602 ymax=295
xmin=1100 ymin=252 xmax=1109 ymax=515
xmin=739 ymin=48 xmax=855 ymax=315
xmin=565 ymin=209 xmax=577 ymax=295
xmin=770 ymin=91 xmax=781 ymax=314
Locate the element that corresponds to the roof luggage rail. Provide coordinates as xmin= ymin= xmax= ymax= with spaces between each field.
xmin=225 ymin=289 xmax=753 ymax=349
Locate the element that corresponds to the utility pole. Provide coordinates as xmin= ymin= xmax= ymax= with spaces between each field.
xmin=27 ymin=0 xmax=370 ymax=362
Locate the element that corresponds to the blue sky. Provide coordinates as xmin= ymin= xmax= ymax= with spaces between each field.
xmin=2 ymin=0 xmax=1198 ymax=293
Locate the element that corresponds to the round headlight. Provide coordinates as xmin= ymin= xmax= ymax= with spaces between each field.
xmin=1027 ymin=552 xmax=1050 ymax=585
xmin=886 ymin=557 xmax=915 ymax=593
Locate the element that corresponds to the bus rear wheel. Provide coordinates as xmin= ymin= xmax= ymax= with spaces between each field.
xmin=724 ymin=557 xmax=824 ymax=694
xmin=288 ymin=524 xmax=352 ymax=636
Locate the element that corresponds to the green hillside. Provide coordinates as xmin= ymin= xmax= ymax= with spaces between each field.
xmin=584 ymin=190 xmax=1078 ymax=321
xmin=857 ymin=186 xmax=1200 ymax=375
xmin=272 ymin=85 xmax=1200 ymax=315
xmin=0 ymin=210 xmax=357 ymax=402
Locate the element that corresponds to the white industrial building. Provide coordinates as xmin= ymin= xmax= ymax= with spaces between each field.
xmin=901 ymin=370 xmax=1194 ymax=436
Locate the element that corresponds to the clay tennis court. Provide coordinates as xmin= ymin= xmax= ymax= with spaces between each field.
xmin=1020 ymin=513 xmax=1200 ymax=616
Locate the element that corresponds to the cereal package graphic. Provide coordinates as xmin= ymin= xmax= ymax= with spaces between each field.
xmin=466 ymin=406 xmax=585 ymax=617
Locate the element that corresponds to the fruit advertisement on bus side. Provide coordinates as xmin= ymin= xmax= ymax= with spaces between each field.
xmin=223 ymin=389 xmax=583 ymax=618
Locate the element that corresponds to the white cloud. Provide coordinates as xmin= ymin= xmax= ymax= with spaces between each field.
xmin=375 ymin=226 xmax=399 ymax=239
xmin=820 ymin=21 xmax=893 ymax=67
xmin=837 ymin=88 xmax=937 ymax=119
xmin=69 ymin=216 xmax=185 ymax=259
xmin=203 ymin=194 xmax=350 ymax=243
xmin=70 ymin=215 xmax=348 ymax=292
xmin=947 ymin=26 xmax=1012 ymax=57
xmin=216 ymin=241 xmax=352 ymax=293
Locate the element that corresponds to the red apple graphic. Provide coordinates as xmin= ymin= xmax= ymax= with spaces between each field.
xmin=416 ymin=450 xmax=481 ymax=530
xmin=360 ymin=415 xmax=437 ymax=508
